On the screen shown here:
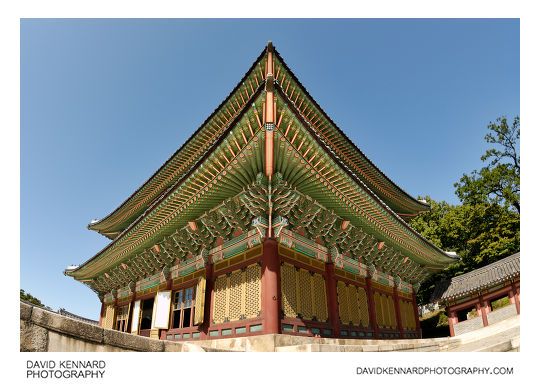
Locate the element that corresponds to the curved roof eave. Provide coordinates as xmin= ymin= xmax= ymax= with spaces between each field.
xmin=68 ymin=85 xmax=266 ymax=279
xmin=275 ymin=87 xmax=458 ymax=267
xmin=87 ymin=48 xmax=269 ymax=236
xmin=272 ymin=48 xmax=430 ymax=215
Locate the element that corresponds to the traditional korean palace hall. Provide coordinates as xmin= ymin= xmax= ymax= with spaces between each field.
xmin=431 ymin=252 xmax=520 ymax=337
xmin=65 ymin=42 xmax=458 ymax=342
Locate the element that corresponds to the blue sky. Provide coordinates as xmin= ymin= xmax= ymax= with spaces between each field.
xmin=20 ymin=19 xmax=519 ymax=320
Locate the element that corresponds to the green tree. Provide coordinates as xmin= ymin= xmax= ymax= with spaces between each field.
xmin=455 ymin=116 xmax=520 ymax=213
xmin=20 ymin=289 xmax=52 ymax=310
xmin=411 ymin=199 xmax=520 ymax=304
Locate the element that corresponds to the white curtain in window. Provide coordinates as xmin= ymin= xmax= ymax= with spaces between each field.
xmin=152 ymin=291 xmax=172 ymax=329
xmin=131 ymin=300 xmax=141 ymax=333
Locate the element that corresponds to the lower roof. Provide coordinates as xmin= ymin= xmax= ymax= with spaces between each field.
xmin=430 ymin=252 xmax=520 ymax=303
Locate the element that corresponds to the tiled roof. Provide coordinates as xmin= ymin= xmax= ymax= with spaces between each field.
xmin=431 ymin=252 xmax=520 ymax=302
xmin=58 ymin=308 xmax=99 ymax=325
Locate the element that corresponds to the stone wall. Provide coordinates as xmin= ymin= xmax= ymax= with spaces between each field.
xmin=487 ymin=304 xmax=518 ymax=325
xmin=20 ymin=301 xmax=206 ymax=352
xmin=453 ymin=316 xmax=484 ymax=336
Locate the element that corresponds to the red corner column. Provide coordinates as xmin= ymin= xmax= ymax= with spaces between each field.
xmin=447 ymin=309 xmax=457 ymax=337
xmin=98 ymin=302 xmax=106 ymax=327
xmin=393 ymin=286 xmax=404 ymax=338
xmin=261 ymin=238 xmax=280 ymax=334
xmin=365 ymin=277 xmax=379 ymax=339
xmin=478 ymin=296 xmax=489 ymax=327
xmin=325 ymin=262 xmax=340 ymax=337
xmin=201 ymin=263 xmax=215 ymax=340
xmin=509 ymin=283 xmax=520 ymax=314
xmin=411 ymin=290 xmax=422 ymax=338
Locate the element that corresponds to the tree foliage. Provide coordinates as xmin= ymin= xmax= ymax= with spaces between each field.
xmin=455 ymin=116 xmax=520 ymax=213
xmin=411 ymin=199 xmax=519 ymax=304
xmin=411 ymin=116 xmax=520 ymax=304
xmin=20 ymin=289 xmax=52 ymax=310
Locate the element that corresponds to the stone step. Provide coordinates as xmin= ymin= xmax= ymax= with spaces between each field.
xmin=275 ymin=339 xmax=462 ymax=352
xmin=449 ymin=325 xmax=520 ymax=352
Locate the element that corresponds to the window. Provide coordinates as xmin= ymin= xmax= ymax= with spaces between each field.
xmin=140 ymin=298 xmax=154 ymax=330
xmin=115 ymin=304 xmax=130 ymax=332
xmin=171 ymin=286 xmax=196 ymax=329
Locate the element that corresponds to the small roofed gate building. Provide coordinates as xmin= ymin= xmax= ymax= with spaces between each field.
xmin=431 ymin=252 xmax=520 ymax=337
xmin=65 ymin=43 xmax=458 ymax=342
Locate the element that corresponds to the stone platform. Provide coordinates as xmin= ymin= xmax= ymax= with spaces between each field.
xmin=20 ymin=301 xmax=519 ymax=352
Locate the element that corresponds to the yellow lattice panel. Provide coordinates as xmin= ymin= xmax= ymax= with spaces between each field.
xmin=380 ymin=294 xmax=387 ymax=328
xmin=312 ymin=272 xmax=328 ymax=322
xmin=281 ymin=263 xmax=297 ymax=318
xmin=228 ymin=270 xmax=243 ymax=321
xmin=384 ymin=294 xmax=393 ymax=328
xmin=388 ymin=295 xmax=397 ymax=329
xmin=399 ymin=300 xmax=407 ymax=330
xmin=102 ymin=305 xmax=116 ymax=329
xmin=245 ymin=264 xmax=261 ymax=319
xmin=357 ymin=287 xmax=369 ymax=327
xmin=337 ymin=281 xmax=350 ymax=325
xmin=409 ymin=302 xmax=416 ymax=329
xmin=298 ymin=268 xmax=313 ymax=320
xmin=400 ymin=300 xmax=415 ymax=330
xmin=405 ymin=300 xmax=412 ymax=330
xmin=212 ymin=274 xmax=228 ymax=324
xmin=348 ymin=285 xmax=361 ymax=326
xmin=399 ymin=300 xmax=405 ymax=330
xmin=193 ymin=276 xmax=206 ymax=325
xmin=374 ymin=292 xmax=383 ymax=328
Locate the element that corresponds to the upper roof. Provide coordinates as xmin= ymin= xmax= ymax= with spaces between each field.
xmin=88 ymin=44 xmax=429 ymax=240
xmin=430 ymin=252 xmax=520 ymax=303
xmin=66 ymin=43 xmax=459 ymax=292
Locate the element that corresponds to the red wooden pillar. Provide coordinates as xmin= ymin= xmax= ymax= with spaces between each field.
xmin=325 ymin=262 xmax=340 ymax=337
xmin=98 ymin=302 xmax=105 ymax=327
xmin=476 ymin=298 xmax=488 ymax=327
xmin=411 ymin=291 xmax=422 ymax=338
xmin=510 ymin=283 xmax=520 ymax=314
xmin=393 ymin=286 xmax=404 ymax=338
xmin=201 ymin=263 xmax=214 ymax=340
xmin=365 ymin=277 xmax=379 ymax=339
xmin=261 ymin=238 xmax=280 ymax=334
xmin=447 ymin=309 xmax=457 ymax=337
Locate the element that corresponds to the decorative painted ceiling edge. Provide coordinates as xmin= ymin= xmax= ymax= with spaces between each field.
xmin=272 ymin=91 xmax=457 ymax=267
xmin=88 ymin=42 xmax=429 ymax=239
xmin=68 ymin=87 xmax=268 ymax=278
xmin=87 ymin=47 xmax=269 ymax=238
xmin=271 ymin=48 xmax=430 ymax=217
xmin=66 ymin=89 xmax=457 ymax=283
xmin=71 ymin=184 xmax=438 ymax=296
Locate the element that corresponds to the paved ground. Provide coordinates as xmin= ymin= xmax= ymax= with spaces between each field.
xmin=448 ymin=315 xmax=520 ymax=352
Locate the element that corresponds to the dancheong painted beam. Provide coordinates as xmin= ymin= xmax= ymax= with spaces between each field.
xmin=65 ymin=42 xmax=458 ymax=342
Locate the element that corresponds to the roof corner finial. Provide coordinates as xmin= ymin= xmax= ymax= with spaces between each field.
xmin=267 ymin=41 xmax=273 ymax=52
xmin=265 ymin=73 xmax=274 ymax=92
